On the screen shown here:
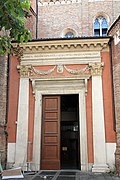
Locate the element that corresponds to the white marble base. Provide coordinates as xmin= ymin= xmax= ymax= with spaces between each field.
xmin=88 ymin=163 xmax=93 ymax=171
xmin=106 ymin=143 xmax=116 ymax=171
xmin=92 ymin=164 xmax=110 ymax=173
xmin=7 ymin=143 xmax=16 ymax=163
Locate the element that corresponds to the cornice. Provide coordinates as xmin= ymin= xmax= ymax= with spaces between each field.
xmin=12 ymin=38 xmax=110 ymax=54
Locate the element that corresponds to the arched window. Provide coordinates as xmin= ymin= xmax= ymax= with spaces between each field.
xmin=61 ymin=28 xmax=77 ymax=38
xmin=64 ymin=32 xmax=75 ymax=38
xmin=94 ymin=16 xmax=108 ymax=36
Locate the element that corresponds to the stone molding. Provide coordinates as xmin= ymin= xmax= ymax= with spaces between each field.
xmin=12 ymin=39 xmax=110 ymax=66
xmin=89 ymin=62 xmax=104 ymax=76
xmin=21 ymin=51 xmax=101 ymax=66
xmin=12 ymin=38 xmax=110 ymax=54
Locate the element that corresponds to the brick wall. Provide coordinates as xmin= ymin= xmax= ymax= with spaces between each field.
xmin=27 ymin=0 xmax=120 ymax=39
xmin=108 ymin=17 xmax=120 ymax=173
xmin=26 ymin=0 xmax=36 ymax=39
xmin=113 ymin=41 xmax=120 ymax=174
xmin=36 ymin=0 xmax=120 ymax=38
xmin=0 ymin=55 xmax=8 ymax=169
xmin=26 ymin=14 xmax=36 ymax=39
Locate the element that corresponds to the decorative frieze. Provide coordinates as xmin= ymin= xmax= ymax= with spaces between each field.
xmin=32 ymin=64 xmax=90 ymax=76
xmin=32 ymin=66 xmax=56 ymax=75
xmin=17 ymin=64 xmax=90 ymax=78
xmin=17 ymin=65 xmax=32 ymax=78
xmin=17 ymin=63 xmax=105 ymax=78
xmin=64 ymin=65 xmax=89 ymax=74
xmin=89 ymin=62 xmax=104 ymax=76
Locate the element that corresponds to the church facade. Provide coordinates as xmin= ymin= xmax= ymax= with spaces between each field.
xmin=6 ymin=0 xmax=120 ymax=173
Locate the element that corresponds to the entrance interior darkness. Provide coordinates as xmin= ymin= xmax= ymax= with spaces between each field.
xmin=61 ymin=94 xmax=80 ymax=169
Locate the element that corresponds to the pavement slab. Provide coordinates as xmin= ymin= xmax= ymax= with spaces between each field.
xmin=0 ymin=170 xmax=120 ymax=180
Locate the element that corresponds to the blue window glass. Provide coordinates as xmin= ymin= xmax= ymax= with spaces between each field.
xmin=94 ymin=16 xmax=108 ymax=36
xmin=94 ymin=19 xmax=100 ymax=29
xmin=65 ymin=32 xmax=74 ymax=38
xmin=102 ymin=18 xmax=108 ymax=29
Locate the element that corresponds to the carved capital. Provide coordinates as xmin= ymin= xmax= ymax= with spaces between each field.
xmin=17 ymin=65 xmax=32 ymax=78
xmin=89 ymin=62 xmax=104 ymax=76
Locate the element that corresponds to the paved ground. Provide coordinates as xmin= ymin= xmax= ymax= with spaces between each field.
xmin=1 ymin=170 xmax=120 ymax=180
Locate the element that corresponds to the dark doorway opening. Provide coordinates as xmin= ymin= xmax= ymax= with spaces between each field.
xmin=60 ymin=94 xmax=80 ymax=169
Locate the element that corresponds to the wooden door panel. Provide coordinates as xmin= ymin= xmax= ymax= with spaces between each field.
xmin=44 ymin=121 xmax=58 ymax=133
xmin=45 ymin=112 xmax=58 ymax=120
xmin=41 ymin=96 xmax=60 ymax=170
xmin=43 ymin=145 xmax=58 ymax=159
xmin=44 ymin=136 xmax=58 ymax=144
xmin=45 ymin=98 xmax=58 ymax=110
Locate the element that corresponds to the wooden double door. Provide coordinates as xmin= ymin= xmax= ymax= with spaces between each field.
xmin=41 ymin=95 xmax=80 ymax=170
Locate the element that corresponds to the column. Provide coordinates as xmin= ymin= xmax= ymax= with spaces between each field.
xmin=15 ymin=65 xmax=31 ymax=168
xmin=32 ymin=91 xmax=42 ymax=171
xmin=79 ymin=91 xmax=88 ymax=171
xmin=89 ymin=62 xmax=110 ymax=172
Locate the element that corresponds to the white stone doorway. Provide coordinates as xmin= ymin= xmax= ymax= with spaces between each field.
xmin=32 ymin=78 xmax=88 ymax=171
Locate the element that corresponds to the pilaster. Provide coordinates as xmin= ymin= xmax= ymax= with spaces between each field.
xmin=89 ymin=62 xmax=110 ymax=173
xmin=15 ymin=66 xmax=30 ymax=168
